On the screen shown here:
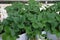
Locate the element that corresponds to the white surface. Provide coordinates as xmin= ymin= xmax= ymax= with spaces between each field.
xmin=16 ymin=33 xmax=27 ymax=40
xmin=0 ymin=37 xmax=2 ymax=40
xmin=0 ymin=4 xmax=12 ymax=22
xmin=0 ymin=7 xmax=8 ymax=22
xmin=0 ymin=33 xmax=27 ymax=40
xmin=47 ymin=32 xmax=58 ymax=40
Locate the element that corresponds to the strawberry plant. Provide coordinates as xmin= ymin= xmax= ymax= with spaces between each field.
xmin=0 ymin=0 xmax=60 ymax=40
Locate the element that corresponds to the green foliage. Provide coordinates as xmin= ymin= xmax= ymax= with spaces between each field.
xmin=0 ymin=0 xmax=60 ymax=40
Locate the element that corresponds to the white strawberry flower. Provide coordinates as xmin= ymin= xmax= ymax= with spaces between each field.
xmin=56 ymin=11 xmax=60 ymax=14
xmin=25 ymin=4 xmax=29 ymax=5
xmin=42 ymin=31 xmax=46 ymax=35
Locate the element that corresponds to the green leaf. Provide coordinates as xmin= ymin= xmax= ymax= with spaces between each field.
xmin=0 ymin=25 xmax=3 ymax=33
xmin=2 ymin=33 xmax=16 ymax=40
